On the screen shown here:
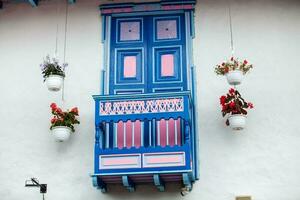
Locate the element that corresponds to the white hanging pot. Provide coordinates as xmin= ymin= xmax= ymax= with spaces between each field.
xmin=226 ymin=70 xmax=243 ymax=85
xmin=45 ymin=75 xmax=64 ymax=92
xmin=228 ymin=114 xmax=246 ymax=130
xmin=52 ymin=126 xmax=71 ymax=142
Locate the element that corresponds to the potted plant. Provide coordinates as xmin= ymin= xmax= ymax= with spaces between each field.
xmin=40 ymin=55 xmax=68 ymax=91
xmin=220 ymin=88 xmax=254 ymax=130
xmin=50 ymin=103 xmax=80 ymax=142
xmin=215 ymin=57 xmax=253 ymax=85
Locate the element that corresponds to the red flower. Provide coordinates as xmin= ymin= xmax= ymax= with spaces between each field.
xmin=222 ymin=104 xmax=227 ymax=112
xmin=229 ymin=88 xmax=235 ymax=94
xmin=50 ymin=103 xmax=57 ymax=111
xmin=222 ymin=62 xmax=225 ymax=66
xmin=229 ymin=101 xmax=235 ymax=109
xmin=51 ymin=118 xmax=57 ymax=124
xmin=56 ymin=108 xmax=62 ymax=114
xmin=243 ymin=60 xmax=248 ymax=65
xmin=230 ymin=57 xmax=234 ymax=61
xmin=71 ymin=107 xmax=79 ymax=115
xmin=220 ymin=95 xmax=226 ymax=105
xmin=224 ymin=67 xmax=229 ymax=73
xmin=248 ymin=102 xmax=254 ymax=109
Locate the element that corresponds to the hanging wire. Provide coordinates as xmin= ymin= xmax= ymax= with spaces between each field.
xmin=61 ymin=1 xmax=69 ymax=104
xmin=228 ymin=0 xmax=235 ymax=57
xmin=54 ymin=0 xmax=60 ymax=58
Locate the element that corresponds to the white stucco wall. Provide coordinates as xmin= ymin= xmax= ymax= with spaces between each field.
xmin=1 ymin=0 xmax=300 ymax=200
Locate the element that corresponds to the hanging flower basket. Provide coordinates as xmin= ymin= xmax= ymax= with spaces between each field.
xmin=40 ymin=55 xmax=67 ymax=91
xmin=50 ymin=103 xmax=80 ymax=142
xmin=215 ymin=57 xmax=253 ymax=85
xmin=45 ymin=75 xmax=64 ymax=91
xmin=52 ymin=126 xmax=72 ymax=142
xmin=227 ymin=114 xmax=246 ymax=130
xmin=219 ymin=88 xmax=254 ymax=130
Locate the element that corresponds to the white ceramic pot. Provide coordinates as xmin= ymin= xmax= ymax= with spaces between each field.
xmin=228 ymin=114 xmax=246 ymax=130
xmin=45 ymin=75 xmax=64 ymax=92
xmin=52 ymin=126 xmax=71 ymax=142
xmin=226 ymin=70 xmax=243 ymax=85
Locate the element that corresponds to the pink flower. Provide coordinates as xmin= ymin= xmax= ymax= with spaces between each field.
xmin=248 ymin=102 xmax=254 ymax=109
xmin=243 ymin=60 xmax=248 ymax=65
xmin=50 ymin=103 xmax=57 ymax=111
xmin=71 ymin=107 xmax=79 ymax=115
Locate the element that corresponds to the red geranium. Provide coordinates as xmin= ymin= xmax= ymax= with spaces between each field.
xmin=50 ymin=103 xmax=80 ymax=132
xmin=219 ymin=89 xmax=254 ymax=126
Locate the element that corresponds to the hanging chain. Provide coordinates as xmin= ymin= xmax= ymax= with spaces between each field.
xmin=54 ymin=0 xmax=60 ymax=58
xmin=61 ymin=1 xmax=69 ymax=103
xmin=228 ymin=0 xmax=235 ymax=57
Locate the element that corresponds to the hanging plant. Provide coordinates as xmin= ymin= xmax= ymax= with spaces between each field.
xmin=40 ymin=55 xmax=68 ymax=91
xmin=220 ymin=88 xmax=254 ymax=130
xmin=215 ymin=57 xmax=253 ymax=85
xmin=50 ymin=103 xmax=80 ymax=142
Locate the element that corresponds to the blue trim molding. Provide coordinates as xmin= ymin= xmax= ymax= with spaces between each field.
xmin=100 ymin=0 xmax=196 ymax=15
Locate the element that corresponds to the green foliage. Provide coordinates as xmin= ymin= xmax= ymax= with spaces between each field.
xmin=40 ymin=55 xmax=67 ymax=81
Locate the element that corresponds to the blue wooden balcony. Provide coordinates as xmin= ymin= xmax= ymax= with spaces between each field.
xmin=91 ymin=91 xmax=197 ymax=192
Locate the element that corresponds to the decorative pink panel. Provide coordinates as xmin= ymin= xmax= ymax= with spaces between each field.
xmin=157 ymin=20 xmax=177 ymax=40
xmin=120 ymin=21 xmax=140 ymax=41
xmin=157 ymin=119 xmax=181 ymax=147
xmin=100 ymin=154 xmax=141 ymax=169
xmin=161 ymin=54 xmax=174 ymax=77
xmin=143 ymin=152 xmax=185 ymax=168
xmin=117 ymin=120 xmax=141 ymax=149
xmin=123 ymin=56 xmax=137 ymax=78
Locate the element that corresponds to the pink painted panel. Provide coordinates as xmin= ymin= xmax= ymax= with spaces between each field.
xmin=157 ymin=19 xmax=177 ymax=40
xmin=134 ymin=120 xmax=141 ymax=148
xmin=161 ymin=54 xmax=174 ymax=77
xmin=117 ymin=121 xmax=124 ymax=149
xmin=158 ymin=119 xmax=167 ymax=147
xmin=156 ymin=119 xmax=182 ymax=147
xmin=125 ymin=121 xmax=133 ymax=148
xmin=102 ymin=157 xmax=138 ymax=166
xmin=124 ymin=56 xmax=137 ymax=78
xmin=168 ymin=118 xmax=175 ymax=146
xmin=120 ymin=21 xmax=140 ymax=41
xmin=147 ymin=156 xmax=182 ymax=164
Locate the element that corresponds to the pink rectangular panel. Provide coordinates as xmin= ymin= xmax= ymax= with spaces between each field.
xmin=100 ymin=154 xmax=141 ymax=169
xmin=161 ymin=54 xmax=174 ymax=77
xmin=143 ymin=152 xmax=185 ymax=168
xmin=157 ymin=20 xmax=177 ymax=40
xmin=125 ymin=121 xmax=133 ymax=148
xmin=120 ymin=21 xmax=140 ymax=41
xmin=124 ymin=56 xmax=137 ymax=78
xmin=117 ymin=121 xmax=124 ymax=149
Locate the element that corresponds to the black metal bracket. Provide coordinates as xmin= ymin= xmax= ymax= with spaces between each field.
xmin=25 ymin=178 xmax=47 ymax=194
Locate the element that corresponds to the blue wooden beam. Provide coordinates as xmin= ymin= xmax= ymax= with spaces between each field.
xmin=28 ymin=0 xmax=38 ymax=7
xmin=153 ymin=174 xmax=165 ymax=192
xmin=92 ymin=176 xmax=107 ymax=193
xmin=68 ymin=0 xmax=76 ymax=4
xmin=122 ymin=176 xmax=135 ymax=192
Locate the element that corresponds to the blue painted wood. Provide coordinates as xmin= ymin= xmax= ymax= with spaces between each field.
xmin=93 ymin=4 xmax=198 ymax=191
xmin=99 ymin=1 xmax=196 ymax=16
xmin=92 ymin=176 xmax=107 ymax=192
xmin=153 ymin=174 xmax=165 ymax=192
xmin=28 ymin=0 xmax=38 ymax=7
xmin=122 ymin=176 xmax=135 ymax=192
xmin=68 ymin=0 xmax=76 ymax=4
